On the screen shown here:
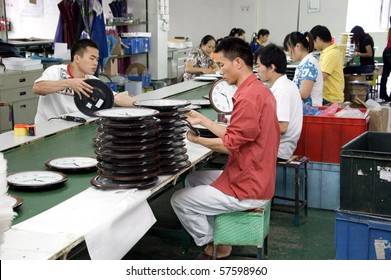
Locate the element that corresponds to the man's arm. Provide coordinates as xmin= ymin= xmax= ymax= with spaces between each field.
xmin=322 ymin=72 xmax=329 ymax=81
xmin=186 ymin=109 xmax=230 ymax=154
xmin=279 ymin=121 xmax=289 ymax=135
xmin=33 ymin=78 xmax=93 ymax=98
xmin=187 ymin=132 xmax=230 ymax=154
xmin=113 ymin=92 xmax=137 ymax=107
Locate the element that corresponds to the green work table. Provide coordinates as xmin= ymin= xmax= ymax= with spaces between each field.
xmin=0 ymin=80 xmax=219 ymax=260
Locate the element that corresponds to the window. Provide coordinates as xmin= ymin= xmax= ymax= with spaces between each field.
xmin=346 ymin=0 xmax=391 ymax=31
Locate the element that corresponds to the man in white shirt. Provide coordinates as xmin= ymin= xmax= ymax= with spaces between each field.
xmin=33 ymin=39 xmax=136 ymax=124
xmin=254 ymin=44 xmax=303 ymax=161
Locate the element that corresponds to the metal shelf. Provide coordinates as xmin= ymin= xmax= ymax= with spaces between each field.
xmin=109 ymin=52 xmax=149 ymax=59
xmin=106 ymin=21 xmax=147 ymax=27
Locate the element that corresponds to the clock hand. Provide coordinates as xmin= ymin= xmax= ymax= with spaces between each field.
xmin=21 ymin=178 xmax=47 ymax=183
xmin=221 ymin=92 xmax=230 ymax=107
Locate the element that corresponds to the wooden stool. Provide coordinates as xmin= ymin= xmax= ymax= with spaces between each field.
xmin=212 ymin=200 xmax=271 ymax=260
xmin=273 ymin=155 xmax=309 ymax=226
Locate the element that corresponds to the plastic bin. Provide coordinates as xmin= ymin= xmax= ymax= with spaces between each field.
xmin=294 ymin=107 xmax=368 ymax=163
xmin=340 ymin=132 xmax=391 ymax=217
xmin=275 ymin=162 xmax=340 ymax=210
xmin=335 ymin=209 xmax=391 ymax=260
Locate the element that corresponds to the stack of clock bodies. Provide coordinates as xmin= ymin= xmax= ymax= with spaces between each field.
xmin=133 ymin=99 xmax=192 ymax=174
xmin=92 ymin=108 xmax=162 ymax=190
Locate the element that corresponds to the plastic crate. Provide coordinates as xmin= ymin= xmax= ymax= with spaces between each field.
xmin=294 ymin=107 xmax=368 ymax=163
xmin=340 ymin=132 xmax=391 ymax=217
xmin=335 ymin=209 xmax=391 ymax=260
xmin=275 ymin=162 xmax=340 ymax=210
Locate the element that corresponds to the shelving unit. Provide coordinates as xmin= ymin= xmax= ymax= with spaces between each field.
xmin=105 ymin=0 xmax=149 ymax=72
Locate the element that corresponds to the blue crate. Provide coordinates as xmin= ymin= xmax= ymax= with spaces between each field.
xmin=335 ymin=210 xmax=391 ymax=260
xmin=122 ymin=37 xmax=151 ymax=54
xmin=275 ymin=162 xmax=340 ymax=210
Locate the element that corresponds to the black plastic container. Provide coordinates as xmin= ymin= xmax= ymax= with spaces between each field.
xmin=340 ymin=132 xmax=391 ymax=217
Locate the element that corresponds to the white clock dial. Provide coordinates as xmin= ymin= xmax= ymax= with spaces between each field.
xmin=94 ymin=108 xmax=159 ymax=118
xmin=209 ymin=79 xmax=237 ymax=114
xmin=7 ymin=170 xmax=68 ymax=189
xmin=46 ymin=157 xmax=97 ymax=170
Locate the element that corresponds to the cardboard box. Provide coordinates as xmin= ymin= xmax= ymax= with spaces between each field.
xmin=103 ymin=59 xmax=118 ymax=76
xmin=352 ymin=99 xmax=390 ymax=132
xmin=111 ymin=36 xmax=127 ymax=56
xmin=369 ymin=107 xmax=389 ymax=132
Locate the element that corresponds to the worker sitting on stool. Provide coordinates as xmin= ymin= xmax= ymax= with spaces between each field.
xmin=171 ymin=37 xmax=280 ymax=260
xmin=254 ymin=44 xmax=303 ymax=162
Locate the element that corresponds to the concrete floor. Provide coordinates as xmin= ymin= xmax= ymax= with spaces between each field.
xmin=123 ymin=183 xmax=336 ymax=260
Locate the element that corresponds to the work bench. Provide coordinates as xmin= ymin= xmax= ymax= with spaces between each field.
xmin=0 ymin=80 xmax=217 ymax=260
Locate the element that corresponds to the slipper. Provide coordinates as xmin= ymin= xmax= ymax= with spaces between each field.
xmin=195 ymin=250 xmax=212 ymax=260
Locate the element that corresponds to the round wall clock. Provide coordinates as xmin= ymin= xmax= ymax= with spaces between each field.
xmin=7 ymin=170 xmax=68 ymax=190
xmin=45 ymin=156 xmax=98 ymax=172
xmin=208 ymin=79 xmax=237 ymax=114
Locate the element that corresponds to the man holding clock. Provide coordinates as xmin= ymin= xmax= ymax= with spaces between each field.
xmin=171 ymin=37 xmax=280 ymax=260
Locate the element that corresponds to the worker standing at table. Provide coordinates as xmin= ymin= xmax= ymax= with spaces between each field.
xmin=344 ymin=25 xmax=375 ymax=75
xmin=310 ymin=25 xmax=344 ymax=105
xmin=250 ymin=28 xmax=270 ymax=53
xmin=33 ymin=39 xmax=136 ymax=124
xmin=380 ymin=17 xmax=391 ymax=102
xmin=283 ymin=31 xmax=323 ymax=106
xmin=171 ymin=37 xmax=280 ymax=260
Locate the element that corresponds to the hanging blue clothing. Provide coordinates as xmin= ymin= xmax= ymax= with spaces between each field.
xmin=90 ymin=0 xmax=109 ymax=72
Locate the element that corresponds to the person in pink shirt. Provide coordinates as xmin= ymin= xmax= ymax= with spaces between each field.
xmin=171 ymin=37 xmax=280 ymax=260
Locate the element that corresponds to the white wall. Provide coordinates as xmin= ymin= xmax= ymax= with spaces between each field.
xmin=168 ymin=0 xmax=351 ymax=47
xmin=6 ymin=0 xmax=60 ymax=39
xmin=4 ymin=0 xmax=388 ymax=62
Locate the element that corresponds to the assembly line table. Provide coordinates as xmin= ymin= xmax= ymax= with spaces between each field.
xmin=0 ymin=80 xmax=216 ymax=260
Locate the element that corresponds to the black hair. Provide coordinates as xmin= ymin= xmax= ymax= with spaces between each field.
xmin=229 ymin=28 xmax=246 ymax=37
xmin=254 ymin=43 xmax=287 ymax=74
xmin=214 ymin=37 xmax=253 ymax=67
xmin=310 ymin=25 xmax=332 ymax=43
xmin=350 ymin=25 xmax=366 ymax=45
xmin=258 ymin=29 xmax=270 ymax=38
xmin=283 ymin=31 xmax=314 ymax=53
xmin=70 ymin=39 xmax=99 ymax=62
xmin=199 ymin=35 xmax=216 ymax=48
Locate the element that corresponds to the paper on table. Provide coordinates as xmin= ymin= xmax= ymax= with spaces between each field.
xmin=13 ymin=187 xmax=156 ymax=260
xmin=86 ymin=200 xmax=155 ymax=260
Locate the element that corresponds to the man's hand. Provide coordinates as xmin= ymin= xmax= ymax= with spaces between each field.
xmin=68 ymin=78 xmax=94 ymax=99
xmin=186 ymin=110 xmax=205 ymax=125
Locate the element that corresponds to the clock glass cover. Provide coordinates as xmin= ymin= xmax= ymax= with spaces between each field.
xmin=209 ymin=79 xmax=237 ymax=114
xmin=7 ymin=170 xmax=68 ymax=190
xmin=45 ymin=156 xmax=98 ymax=172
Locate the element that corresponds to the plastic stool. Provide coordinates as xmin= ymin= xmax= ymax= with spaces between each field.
xmin=273 ymin=155 xmax=309 ymax=226
xmin=212 ymin=200 xmax=271 ymax=260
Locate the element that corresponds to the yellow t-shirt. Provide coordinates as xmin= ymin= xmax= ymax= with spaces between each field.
xmin=319 ymin=45 xmax=344 ymax=103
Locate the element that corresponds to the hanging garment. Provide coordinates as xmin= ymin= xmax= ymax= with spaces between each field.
xmin=56 ymin=0 xmax=85 ymax=48
xmin=90 ymin=0 xmax=109 ymax=72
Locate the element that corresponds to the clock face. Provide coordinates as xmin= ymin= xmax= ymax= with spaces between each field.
xmin=45 ymin=156 xmax=98 ymax=172
xmin=94 ymin=108 xmax=159 ymax=119
xmin=7 ymin=170 xmax=68 ymax=190
xmin=209 ymin=79 xmax=237 ymax=113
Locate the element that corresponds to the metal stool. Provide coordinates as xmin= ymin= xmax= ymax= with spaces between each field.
xmin=212 ymin=200 xmax=271 ymax=260
xmin=273 ymin=155 xmax=309 ymax=226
